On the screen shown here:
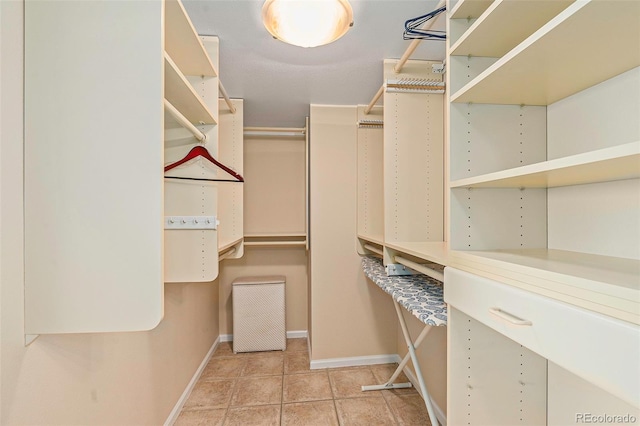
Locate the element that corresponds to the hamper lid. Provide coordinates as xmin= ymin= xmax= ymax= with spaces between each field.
xmin=232 ymin=275 xmax=286 ymax=286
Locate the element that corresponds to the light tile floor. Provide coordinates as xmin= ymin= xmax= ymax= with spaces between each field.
xmin=175 ymin=338 xmax=431 ymax=426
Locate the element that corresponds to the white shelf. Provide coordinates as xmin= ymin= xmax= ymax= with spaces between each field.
xmin=450 ymin=0 xmax=573 ymax=57
xmin=450 ymin=0 xmax=493 ymax=19
xmin=451 ymin=0 xmax=640 ymax=105
xmin=164 ymin=52 xmax=216 ymax=125
xmin=385 ymin=241 xmax=450 ymax=267
xmin=450 ymin=141 xmax=640 ymax=189
xmin=357 ymin=234 xmax=384 ymax=247
xmin=450 ymin=249 xmax=640 ymax=325
xmin=165 ymin=0 xmax=217 ymax=77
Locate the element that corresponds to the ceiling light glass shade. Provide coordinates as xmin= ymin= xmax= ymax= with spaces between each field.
xmin=262 ymin=0 xmax=353 ymax=48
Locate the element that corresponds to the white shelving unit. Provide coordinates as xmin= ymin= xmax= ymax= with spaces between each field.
xmin=446 ymin=0 xmax=640 ymax=422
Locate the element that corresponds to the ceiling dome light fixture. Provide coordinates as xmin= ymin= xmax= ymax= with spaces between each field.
xmin=262 ymin=0 xmax=354 ymax=48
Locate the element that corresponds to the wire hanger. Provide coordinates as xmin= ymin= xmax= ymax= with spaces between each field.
xmin=403 ymin=6 xmax=446 ymax=40
xmin=164 ymin=145 xmax=244 ymax=183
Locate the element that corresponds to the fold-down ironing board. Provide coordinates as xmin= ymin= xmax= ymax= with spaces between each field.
xmin=361 ymin=256 xmax=447 ymax=426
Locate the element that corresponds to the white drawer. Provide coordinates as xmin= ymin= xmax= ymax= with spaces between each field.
xmin=445 ymin=267 xmax=640 ymax=408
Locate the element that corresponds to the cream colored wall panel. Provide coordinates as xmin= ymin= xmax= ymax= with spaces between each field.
xmin=218 ymin=247 xmax=308 ymax=335
xmin=448 ymin=55 xmax=498 ymax=94
xmin=450 ymin=187 xmax=547 ymax=250
xmin=217 ymin=99 xmax=244 ymax=253
xmin=164 ymin=179 xmax=218 ymax=283
xmin=547 ymin=67 xmax=640 ymax=160
xmin=447 ymin=308 xmax=547 ymax=426
xmin=449 ymin=103 xmax=547 ymax=180
xmin=548 ymin=362 xmax=640 ymax=423
xmin=24 ymin=0 xmax=163 ymax=333
xmin=310 ymin=105 xmax=397 ymax=360
xmin=548 ymin=179 xmax=640 ymax=260
xmin=244 ymin=136 xmax=306 ymax=236
xmin=356 ymin=105 xmax=384 ymax=242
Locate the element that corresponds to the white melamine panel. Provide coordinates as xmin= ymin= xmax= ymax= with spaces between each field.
xmin=548 ymin=363 xmax=640 ymax=421
xmin=548 ymin=179 xmax=640 ymax=260
xmin=448 ymin=18 xmax=475 ymax=47
xmin=24 ymin=0 xmax=163 ymax=333
xmin=450 ymin=0 xmax=573 ymax=58
xmin=547 ymin=67 xmax=640 ymax=160
xmin=447 ymin=308 xmax=547 ymax=426
xmin=447 ymin=55 xmax=498 ymax=94
xmin=164 ymin=179 xmax=218 ymax=283
xmin=445 ymin=268 xmax=640 ymax=407
xmin=243 ymin=136 xmax=306 ymax=236
xmin=450 ymin=188 xmax=547 ymax=250
xmin=383 ymin=59 xmax=444 ymax=246
xmin=357 ymin=106 xmax=384 ymax=243
xmin=452 ymin=0 xmax=640 ymax=105
xmin=217 ymin=99 xmax=244 ymax=256
xmin=449 ymin=103 xmax=546 ymax=180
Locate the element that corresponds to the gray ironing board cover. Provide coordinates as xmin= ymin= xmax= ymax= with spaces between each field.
xmin=362 ymin=256 xmax=447 ymax=326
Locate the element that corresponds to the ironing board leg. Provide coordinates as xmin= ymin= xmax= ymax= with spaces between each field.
xmin=361 ymin=300 xmax=439 ymax=425
xmin=394 ymin=301 xmax=440 ymax=426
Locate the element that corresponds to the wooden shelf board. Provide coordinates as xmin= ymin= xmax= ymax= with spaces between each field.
xmin=450 ymin=141 xmax=640 ymax=188
xmin=244 ymin=232 xmax=307 ymax=238
xmin=450 ymin=0 xmax=573 ymax=57
xmin=164 ymin=53 xmax=216 ymax=125
xmin=450 ymin=0 xmax=493 ymax=19
xmin=357 ymin=234 xmax=384 ymax=247
xmin=451 ymin=249 xmax=640 ymax=324
xmin=165 ymin=0 xmax=217 ymax=77
xmin=451 ymin=0 xmax=640 ymax=105
xmin=384 ymin=241 xmax=450 ymax=267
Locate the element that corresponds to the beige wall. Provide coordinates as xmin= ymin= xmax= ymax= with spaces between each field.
xmin=219 ymin=247 xmax=309 ymax=336
xmin=0 ymin=3 xmax=219 ymax=424
xmin=309 ymin=105 xmax=397 ymax=360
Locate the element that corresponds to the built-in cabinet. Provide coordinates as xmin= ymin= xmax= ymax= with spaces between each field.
xmin=445 ymin=0 xmax=640 ymax=422
xmin=24 ymin=0 xmax=241 ymax=335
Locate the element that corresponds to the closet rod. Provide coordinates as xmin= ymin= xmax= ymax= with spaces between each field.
xmin=219 ymin=247 xmax=237 ymax=260
xmin=219 ymin=80 xmax=236 ymax=114
xmin=243 ymin=127 xmax=306 ymax=138
xmin=364 ymin=0 xmax=445 ymax=115
xmin=394 ymin=255 xmax=444 ymax=282
xmin=164 ymin=99 xmax=206 ymax=142
xmin=364 ymin=244 xmax=383 ymax=256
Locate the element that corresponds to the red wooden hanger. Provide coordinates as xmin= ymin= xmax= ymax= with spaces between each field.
xmin=164 ymin=145 xmax=244 ymax=183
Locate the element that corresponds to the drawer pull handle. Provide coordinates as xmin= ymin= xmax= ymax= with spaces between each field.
xmin=489 ymin=308 xmax=532 ymax=326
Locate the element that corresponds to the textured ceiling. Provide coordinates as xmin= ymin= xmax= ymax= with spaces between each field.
xmin=183 ymin=0 xmax=446 ymax=128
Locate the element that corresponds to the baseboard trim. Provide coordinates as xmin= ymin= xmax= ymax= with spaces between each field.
xmin=164 ymin=337 xmax=219 ymax=426
xmin=403 ymin=367 xmax=447 ymax=426
xmin=309 ymin=354 xmax=401 ymax=370
xmin=220 ymin=330 xmax=308 ymax=343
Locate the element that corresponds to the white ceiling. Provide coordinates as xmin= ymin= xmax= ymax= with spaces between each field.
xmin=183 ymin=0 xmax=446 ymax=128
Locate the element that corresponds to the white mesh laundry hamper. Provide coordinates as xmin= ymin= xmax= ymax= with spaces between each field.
xmin=232 ymin=275 xmax=286 ymax=353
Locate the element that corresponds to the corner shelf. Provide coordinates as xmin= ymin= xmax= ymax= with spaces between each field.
xmin=450 ymin=141 xmax=640 ymax=189
xmin=165 ymin=0 xmax=217 ymax=77
xmin=450 ymin=0 xmax=572 ymax=57
xmin=164 ymin=52 xmax=216 ymax=125
xmin=451 ymin=0 xmax=640 ymax=105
